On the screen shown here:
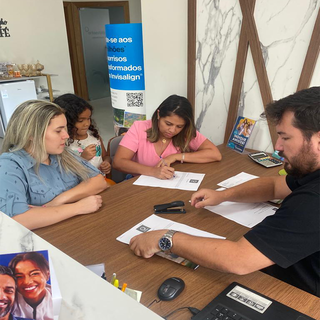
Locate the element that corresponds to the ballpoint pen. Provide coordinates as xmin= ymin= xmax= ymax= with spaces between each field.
xmin=110 ymin=272 xmax=116 ymax=285
xmin=160 ymin=156 xmax=175 ymax=178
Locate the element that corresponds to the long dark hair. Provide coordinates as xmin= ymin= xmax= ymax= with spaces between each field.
xmin=9 ymin=252 xmax=49 ymax=279
xmin=146 ymin=95 xmax=196 ymax=152
xmin=54 ymin=93 xmax=100 ymax=144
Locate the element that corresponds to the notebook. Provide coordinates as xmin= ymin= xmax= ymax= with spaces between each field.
xmin=191 ymin=282 xmax=315 ymax=320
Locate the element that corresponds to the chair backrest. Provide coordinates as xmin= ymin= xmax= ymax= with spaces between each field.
xmin=107 ymin=135 xmax=127 ymax=183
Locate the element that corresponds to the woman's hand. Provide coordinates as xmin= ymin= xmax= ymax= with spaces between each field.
xmin=152 ymin=165 xmax=175 ymax=179
xmin=157 ymin=154 xmax=178 ymax=167
xmin=81 ymin=144 xmax=97 ymax=160
xmin=75 ymin=195 xmax=103 ymax=215
xmin=99 ymin=160 xmax=111 ymax=174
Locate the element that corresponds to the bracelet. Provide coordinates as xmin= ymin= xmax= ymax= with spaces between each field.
xmin=181 ymin=153 xmax=185 ymax=164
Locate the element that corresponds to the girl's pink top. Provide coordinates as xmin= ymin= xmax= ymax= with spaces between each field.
xmin=119 ymin=120 xmax=207 ymax=166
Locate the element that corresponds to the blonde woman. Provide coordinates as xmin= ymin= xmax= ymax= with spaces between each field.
xmin=113 ymin=95 xmax=221 ymax=179
xmin=0 ymin=100 xmax=108 ymax=230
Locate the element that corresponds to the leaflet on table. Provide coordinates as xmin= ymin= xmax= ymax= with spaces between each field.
xmin=133 ymin=171 xmax=205 ymax=191
xmin=204 ymin=172 xmax=280 ymax=228
xmin=205 ymin=201 xmax=278 ymax=228
xmin=217 ymin=171 xmax=283 ymax=204
xmin=116 ymin=214 xmax=225 ymax=269
xmin=0 ymin=250 xmax=61 ymax=320
xmin=217 ymin=171 xmax=258 ymax=188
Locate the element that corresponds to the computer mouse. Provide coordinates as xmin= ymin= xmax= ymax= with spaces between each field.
xmin=157 ymin=277 xmax=185 ymax=301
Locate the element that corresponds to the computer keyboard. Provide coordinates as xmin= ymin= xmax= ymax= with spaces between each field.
xmin=192 ymin=303 xmax=249 ymax=320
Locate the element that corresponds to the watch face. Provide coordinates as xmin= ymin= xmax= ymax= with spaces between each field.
xmin=159 ymin=237 xmax=172 ymax=251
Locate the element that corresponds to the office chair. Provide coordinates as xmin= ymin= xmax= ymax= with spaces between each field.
xmin=106 ymin=135 xmax=127 ymax=183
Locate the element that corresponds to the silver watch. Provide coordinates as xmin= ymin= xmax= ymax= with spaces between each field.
xmin=159 ymin=230 xmax=177 ymax=251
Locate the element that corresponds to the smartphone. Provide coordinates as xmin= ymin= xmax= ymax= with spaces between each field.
xmin=248 ymin=152 xmax=283 ymax=168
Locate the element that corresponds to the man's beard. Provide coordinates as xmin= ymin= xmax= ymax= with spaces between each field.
xmin=279 ymin=142 xmax=318 ymax=178
xmin=0 ymin=299 xmax=12 ymax=318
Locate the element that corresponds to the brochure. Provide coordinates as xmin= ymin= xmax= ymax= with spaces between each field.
xmin=227 ymin=116 xmax=256 ymax=153
xmin=133 ymin=171 xmax=205 ymax=191
xmin=0 ymin=250 xmax=61 ymax=320
xmin=117 ymin=214 xmax=225 ymax=270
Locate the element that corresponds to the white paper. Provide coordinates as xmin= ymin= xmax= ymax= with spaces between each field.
xmin=86 ymin=263 xmax=105 ymax=278
xmin=217 ymin=172 xmax=258 ymax=188
xmin=133 ymin=171 xmax=205 ymax=191
xmin=49 ymin=254 xmax=62 ymax=320
xmin=116 ymin=214 xmax=225 ymax=244
xmin=205 ymin=201 xmax=278 ymax=228
xmin=207 ymin=172 xmax=280 ymax=227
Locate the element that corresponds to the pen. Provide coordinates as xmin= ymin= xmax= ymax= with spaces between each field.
xmin=110 ymin=272 xmax=116 ymax=285
xmin=113 ymin=279 xmax=119 ymax=288
xmin=122 ymin=283 xmax=127 ymax=292
xmin=160 ymin=156 xmax=175 ymax=178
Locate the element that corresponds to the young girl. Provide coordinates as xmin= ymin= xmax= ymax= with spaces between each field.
xmin=54 ymin=94 xmax=113 ymax=179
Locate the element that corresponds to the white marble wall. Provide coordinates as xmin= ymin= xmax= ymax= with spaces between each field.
xmin=195 ymin=0 xmax=320 ymax=153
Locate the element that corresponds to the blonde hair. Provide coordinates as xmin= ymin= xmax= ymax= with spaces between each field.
xmin=1 ymin=100 xmax=90 ymax=180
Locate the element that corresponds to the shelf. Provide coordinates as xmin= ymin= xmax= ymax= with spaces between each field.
xmin=0 ymin=74 xmax=58 ymax=102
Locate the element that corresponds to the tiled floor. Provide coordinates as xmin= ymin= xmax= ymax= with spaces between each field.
xmin=0 ymin=97 xmax=115 ymax=151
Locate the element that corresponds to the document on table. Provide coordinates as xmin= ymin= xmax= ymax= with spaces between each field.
xmin=217 ymin=172 xmax=258 ymax=188
xmin=133 ymin=171 xmax=205 ymax=191
xmin=205 ymin=172 xmax=279 ymax=228
xmin=117 ymin=214 xmax=225 ymax=269
xmin=205 ymin=202 xmax=278 ymax=228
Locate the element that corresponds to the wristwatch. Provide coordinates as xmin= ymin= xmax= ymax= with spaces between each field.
xmin=159 ymin=230 xmax=177 ymax=252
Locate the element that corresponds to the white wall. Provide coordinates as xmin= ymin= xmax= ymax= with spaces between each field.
xmin=1 ymin=0 xmax=142 ymax=99
xmin=141 ymin=0 xmax=188 ymax=118
xmin=1 ymin=0 xmax=74 ymax=96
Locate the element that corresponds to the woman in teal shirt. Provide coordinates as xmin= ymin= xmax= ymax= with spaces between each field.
xmin=0 ymin=100 xmax=108 ymax=230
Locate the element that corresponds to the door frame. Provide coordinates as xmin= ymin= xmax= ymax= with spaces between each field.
xmin=63 ymin=1 xmax=130 ymax=100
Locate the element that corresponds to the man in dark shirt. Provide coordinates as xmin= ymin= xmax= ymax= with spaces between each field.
xmin=129 ymin=86 xmax=320 ymax=297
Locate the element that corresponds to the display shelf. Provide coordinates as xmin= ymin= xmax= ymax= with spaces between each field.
xmin=0 ymin=74 xmax=58 ymax=101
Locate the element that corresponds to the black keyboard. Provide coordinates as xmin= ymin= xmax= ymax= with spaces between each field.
xmin=192 ymin=303 xmax=250 ymax=320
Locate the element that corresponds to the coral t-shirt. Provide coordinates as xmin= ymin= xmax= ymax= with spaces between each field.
xmin=119 ymin=120 xmax=207 ymax=166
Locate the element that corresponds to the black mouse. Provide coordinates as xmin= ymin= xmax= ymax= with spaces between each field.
xmin=157 ymin=277 xmax=185 ymax=301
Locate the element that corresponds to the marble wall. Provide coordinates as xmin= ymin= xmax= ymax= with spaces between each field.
xmin=195 ymin=0 xmax=320 ymax=152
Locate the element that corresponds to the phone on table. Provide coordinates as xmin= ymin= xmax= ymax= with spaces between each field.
xmin=248 ymin=152 xmax=282 ymax=168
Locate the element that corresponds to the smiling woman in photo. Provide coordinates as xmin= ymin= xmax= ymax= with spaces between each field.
xmin=9 ymin=252 xmax=53 ymax=320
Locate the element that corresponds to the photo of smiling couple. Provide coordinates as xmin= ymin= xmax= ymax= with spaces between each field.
xmin=0 ymin=251 xmax=53 ymax=320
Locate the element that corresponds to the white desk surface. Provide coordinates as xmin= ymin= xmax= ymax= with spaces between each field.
xmin=0 ymin=212 xmax=162 ymax=320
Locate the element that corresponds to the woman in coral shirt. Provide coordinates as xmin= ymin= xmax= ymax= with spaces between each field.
xmin=113 ymin=94 xmax=221 ymax=179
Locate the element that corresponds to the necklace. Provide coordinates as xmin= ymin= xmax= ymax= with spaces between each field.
xmin=162 ymin=138 xmax=166 ymax=143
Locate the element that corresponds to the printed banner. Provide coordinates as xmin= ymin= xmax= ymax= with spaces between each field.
xmin=105 ymin=23 xmax=146 ymax=134
xmin=227 ymin=116 xmax=256 ymax=153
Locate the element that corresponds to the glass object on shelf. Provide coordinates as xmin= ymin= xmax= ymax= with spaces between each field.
xmin=30 ymin=64 xmax=38 ymax=77
xmin=6 ymin=64 xmax=14 ymax=78
xmin=22 ymin=64 xmax=30 ymax=77
xmin=17 ymin=64 xmax=24 ymax=76
xmin=36 ymin=60 xmax=44 ymax=76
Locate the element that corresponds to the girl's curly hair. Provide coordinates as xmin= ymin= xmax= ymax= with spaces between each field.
xmin=54 ymin=93 xmax=100 ymax=145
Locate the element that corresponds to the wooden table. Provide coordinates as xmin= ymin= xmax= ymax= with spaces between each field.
xmin=35 ymin=145 xmax=320 ymax=319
